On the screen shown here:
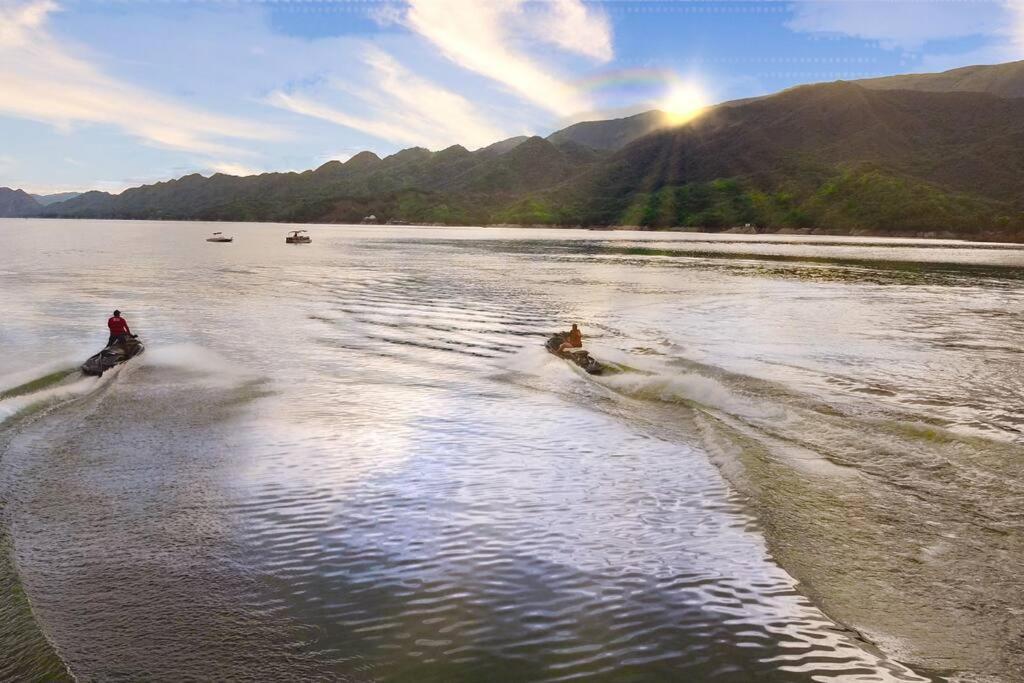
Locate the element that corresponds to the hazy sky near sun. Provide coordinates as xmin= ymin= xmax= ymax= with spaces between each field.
xmin=2 ymin=0 xmax=1023 ymax=194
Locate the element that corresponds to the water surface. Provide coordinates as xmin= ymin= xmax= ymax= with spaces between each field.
xmin=2 ymin=220 xmax=1022 ymax=681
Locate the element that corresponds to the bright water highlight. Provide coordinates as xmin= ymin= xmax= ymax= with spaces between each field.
xmin=1 ymin=219 xmax=1022 ymax=681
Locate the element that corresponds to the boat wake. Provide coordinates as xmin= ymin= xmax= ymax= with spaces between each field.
xmin=139 ymin=343 xmax=255 ymax=386
xmin=0 ymin=362 xmax=119 ymax=426
xmin=597 ymin=367 xmax=781 ymax=422
xmin=0 ymin=341 xmax=276 ymax=681
xmin=504 ymin=340 xmax=1024 ymax=681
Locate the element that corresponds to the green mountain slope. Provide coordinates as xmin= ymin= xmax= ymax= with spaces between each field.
xmin=856 ymin=60 xmax=1024 ymax=99
xmin=547 ymin=110 xmax=671 ymax=151
xmin=18 ymin=66 xmax=1024 ymax=241
xmin=533 ymin=82 xmax=1024 ymax=238
xmin=43 ymin=136 xmax=605 ymax=225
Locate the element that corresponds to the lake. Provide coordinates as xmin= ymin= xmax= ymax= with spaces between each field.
xmin=2 ymin=219 xmax=1022 ymax=682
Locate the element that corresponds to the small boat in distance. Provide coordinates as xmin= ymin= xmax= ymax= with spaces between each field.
xmin=206 ymin=232 xmax=233 ymax=243
xmin=286 ymin=230 xmax=311 ymax=244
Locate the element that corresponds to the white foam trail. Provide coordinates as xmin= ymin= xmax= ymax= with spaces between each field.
xmin=140 ymin=343 xmax=253 ymax=382
xmin=497 ymin=346 xmax=558 ymax=376
xmin=0 ymin=356 xmax=79 ymax=396
xmin=598 ymin=370 xmax=781 ymax=421
xmin=0 ymin=368 xmax=116 ymax=424
xmin=499 ymin=342 xmax=780 ymax=421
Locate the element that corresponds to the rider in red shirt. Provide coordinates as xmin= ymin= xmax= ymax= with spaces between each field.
xmin=107 ymin=310 xmax=133 ymax=347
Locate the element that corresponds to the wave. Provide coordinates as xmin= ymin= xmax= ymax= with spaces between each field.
xmin=532 ymin=342 xmax=1024 ymax=680
xmin=596 ymin=368 xmax=783 ymax=422
xmin=0 ymin=362 xmax=81 ymax=680
xmin=140 ymin=343 xmax=245 ymax=375
xmin=0 ymin=364 xmax=114 ymax=426
xmin=0 ymin=342 xmax=267 ymax=430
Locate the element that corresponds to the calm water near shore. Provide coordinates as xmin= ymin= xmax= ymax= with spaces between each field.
xmin=1 ymin=219 xmax=1022 ymax=681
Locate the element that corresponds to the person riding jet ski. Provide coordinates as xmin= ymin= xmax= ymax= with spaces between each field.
xmin=546 ymin=324 xmax=602 ymax=375
xmin=107 ymin=309 xmax=133 ymax=347
xmin=83 ymin=309 xmax=144 ymax=376
xmin=558 ymin=323 xmax=583 ymax=352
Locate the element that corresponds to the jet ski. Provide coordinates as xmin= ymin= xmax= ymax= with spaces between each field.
xmin=545 ymin=332 xmax=604 ymax=375
xmin=81 ymin=336 xmax=144 ymax=376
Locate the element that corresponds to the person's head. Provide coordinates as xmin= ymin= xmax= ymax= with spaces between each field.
xmin=113 ymin=310 xmax=121 ymax=317
xmin=571 ymin=323 xmax=578 ymax=330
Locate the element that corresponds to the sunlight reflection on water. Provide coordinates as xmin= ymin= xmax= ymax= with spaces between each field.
xmin=3 ymin=220 xmax=1021 ymax=681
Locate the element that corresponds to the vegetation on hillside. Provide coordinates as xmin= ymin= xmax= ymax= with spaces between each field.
xmin=5 ymin=77 xmax=1024 ymax=241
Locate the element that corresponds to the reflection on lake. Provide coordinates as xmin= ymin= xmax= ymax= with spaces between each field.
xmin=2 ymin=220 xmax=1022 ymax=681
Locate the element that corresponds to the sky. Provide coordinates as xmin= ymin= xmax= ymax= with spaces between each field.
xmin=2 ymin=0 xmax=1023 ymax=194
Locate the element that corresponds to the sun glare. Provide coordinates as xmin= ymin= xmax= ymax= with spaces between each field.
xmin=662 ymin=84 xmax=709 ymax=125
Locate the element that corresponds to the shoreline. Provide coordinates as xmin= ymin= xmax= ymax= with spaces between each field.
xmin=5 ymin=214 xmax=1024 ymax=246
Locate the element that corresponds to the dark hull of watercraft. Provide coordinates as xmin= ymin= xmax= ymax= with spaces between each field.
xmin=545 ymin=333 xmax=603 ymax=375
xmin=81 ymin=338 xmax=145 ymax=376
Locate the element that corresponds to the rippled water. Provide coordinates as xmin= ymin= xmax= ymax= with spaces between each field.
xmin=2 ymin=219 xmax=1023 ymax=681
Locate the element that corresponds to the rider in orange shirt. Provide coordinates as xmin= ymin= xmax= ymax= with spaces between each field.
xmin=559 ymin=324 xmax=583 ymax=352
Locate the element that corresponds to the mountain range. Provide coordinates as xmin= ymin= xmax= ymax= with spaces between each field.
xmin=3 ymin=60 xmax=1023 ymax=241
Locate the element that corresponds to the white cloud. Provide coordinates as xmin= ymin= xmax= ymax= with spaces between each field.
xmin=535 ymin=0 xmax=613 ymax=62
xmin=269 ymin=47 xmax=511 ymax=150
xmin=321 ymin=151 xmax=356 ymax=165
xmin=1010 ymin=0 xmax=1024 ymax=53
xmin=209 ymin=162 xmax=261 ymax=177
xmin=0 ymin=0 xmax=286 ymax=158
xmin=270 ymin=91 xmax=423 ymax=146
xmin=404 ymin=0 xmax=612 ymax=116
xmin=787 ymin=0 xmax=1012 ymax=50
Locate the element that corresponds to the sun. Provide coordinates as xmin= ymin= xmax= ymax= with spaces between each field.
xmin=662 ymin=83 xmax=709 ymax=125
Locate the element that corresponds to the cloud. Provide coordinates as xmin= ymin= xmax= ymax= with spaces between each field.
xmin=786 ymin=0 xmax=1013 ymax=50
xmin=209 ymin=162 xmax=261 ymax=177
xmin=1011 ymin=0 xmax=1024 ymax=52
xmin=534 ymin=0 xmax=614 ymax=62
xmin=403 ymin=0 xmax=612 ymax=116
xmin=269 ymin=47 xmax=511 ymax=150
xmin=0 ymin=0 xmax=286 ymax=158
xmin=321 ymin=151 xmax=357 ymax=165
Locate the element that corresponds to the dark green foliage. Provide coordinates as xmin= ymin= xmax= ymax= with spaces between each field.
xmin=23 ymin=78 xmax=1024 ymax=241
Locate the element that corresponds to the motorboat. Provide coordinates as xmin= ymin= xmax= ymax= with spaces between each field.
xmin=545 ymin=332 xmax=604 ymax=375
xmin=206 ymin=232 xmax=233 ymax=243
xmin=81 ymin=336 xmax=145 ymax=376
xmin=286 ymin=230 xmax=311 ymax=244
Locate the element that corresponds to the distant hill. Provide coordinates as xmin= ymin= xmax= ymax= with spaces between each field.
xmin=526 ymin=82 xmax=1024 ymax=238
xmin=856 ymin=60 xmax=1024 ymax=99
xmin=476 ymin=136 xmax=529 ymax=156
xmin=547 ymin=110 xmax=671 ymax=151
xmin=42 ymin=135 xmax=606 ymax=226
xmin=10 ymin=62 xmax=1024 ymax=241
xmin=0 ymin=188 xmax=41 ymax=217
xmin=31 ymin=191 xmax=82 ymax=206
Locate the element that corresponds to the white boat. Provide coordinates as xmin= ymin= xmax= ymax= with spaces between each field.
xmin=286 ymin=230 xmax=311 ymax=244
xmin=206 ymin=232 xmax=233 ymax=243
